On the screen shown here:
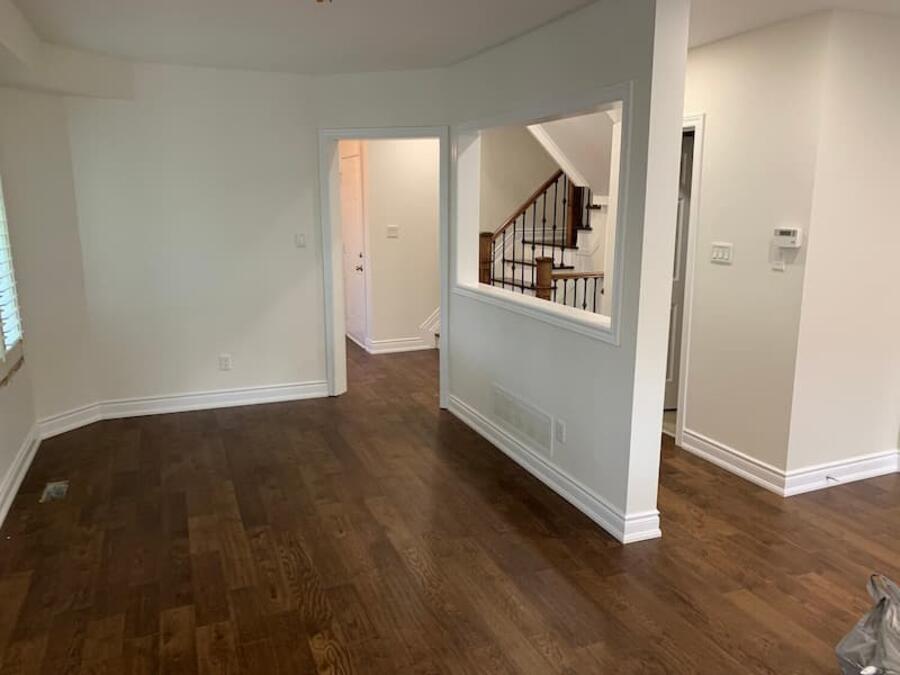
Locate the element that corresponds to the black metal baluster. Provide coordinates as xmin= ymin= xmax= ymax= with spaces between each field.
xmin=561 ymin=174 xmax=568 ymax=267
xmin=593 ymin=278 xmax=598 ymax=313
xmin=503 ymin=220 xmax=516 ymax=291
xmin=563 ymin=279 xmax=568 ymax=306
xmin=500 ymin=227 xmax=508 ymax=289
xmin=531 ymin=203 xmax=537 ymax=289
xmin=490 ymin=235 xmax=495 ymax=287
xmin=582 ymin=278 xmax=588 ymax=310
xmin=551 ymin=178 xmax=559 ymax=269
xmin=541 ymin=191 xmax=547 ymax=261
xmin=520 ymin=213 xmax=526 ymax=292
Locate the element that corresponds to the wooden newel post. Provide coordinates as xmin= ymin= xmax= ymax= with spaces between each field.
xmin=479 ymin=233 xmax=493 ymax=284
xmin=535 ymin=257 xmax=553 ymax=301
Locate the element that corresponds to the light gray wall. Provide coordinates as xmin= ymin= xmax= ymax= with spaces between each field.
xmin=682 ymin=13 xmax=830 ymax=469
xmin=364 ymin=138 xmax=440 ymax=344
xmin=788 ymin=11 xmax=900 ymax=469
xmin=449 ymin=0 xmax=689 ymax=528
xmin=479 ymin=125 xmax=557 ymax=233
xmin=0 ymin=87 xmax=96 ymax=420
xmin=66 ymin=66 xmax=326 ymax=401
xmin=537 ymin=112 xmax=615 ymax=196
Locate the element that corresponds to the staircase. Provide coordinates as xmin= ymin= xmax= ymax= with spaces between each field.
xmin=479 ymin=170 xmax=605 ymax=314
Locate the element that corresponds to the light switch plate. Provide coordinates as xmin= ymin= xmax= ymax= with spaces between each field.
xmin=710 ymin=242 xmax=733 ymax=265
xmin=386 ymin=224 xmax=400 ymax=239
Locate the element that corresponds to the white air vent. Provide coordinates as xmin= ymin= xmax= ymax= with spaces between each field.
xmin=492 ymin=385 xmax=553 ymax=456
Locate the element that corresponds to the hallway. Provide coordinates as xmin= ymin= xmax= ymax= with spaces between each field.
xmin=0 ymin=342 xmax=896 ymax=673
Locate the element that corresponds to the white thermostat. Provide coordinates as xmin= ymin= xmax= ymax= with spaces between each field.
xmin=773 ymin=227 xmax=803 ymax=248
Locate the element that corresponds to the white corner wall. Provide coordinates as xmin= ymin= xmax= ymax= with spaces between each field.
xmin=0 ymin=359 xmax=35 ymax=523
xmin=787 ymin=11 xmax=900 ymax=471
xmin=0 ymin=87 xmax=97 ymax=421
xmin=448 ymin=0 xmax=689 ymax=541
xmin=363 ymin=138 xmax=440 ymax=349
xmin=681 ymin=13 xmax=830 ymax=470
xmin=65 ymin=65 xmax=327 ymax=404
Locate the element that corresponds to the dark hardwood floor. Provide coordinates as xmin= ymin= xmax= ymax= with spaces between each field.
xmin=1 ymin=341 xmax=897 ymax=674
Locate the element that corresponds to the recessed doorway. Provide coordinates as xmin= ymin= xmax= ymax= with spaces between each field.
xmin=319 ymin=127 xmax=450 ymax=406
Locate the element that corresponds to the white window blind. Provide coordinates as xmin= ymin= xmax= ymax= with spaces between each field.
xmin=0 ymin=176 xmax=23 ymax=361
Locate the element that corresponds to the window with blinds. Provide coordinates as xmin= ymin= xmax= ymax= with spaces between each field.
xmin=0 ymin=176 xmax=23 ymax=361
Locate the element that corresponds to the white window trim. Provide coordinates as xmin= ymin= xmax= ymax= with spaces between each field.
xmin=0 ymin=341 xmax=24 ymax=386
xmin=451 ymin=80 xmax=634 ymax=347
xmin=0 ymin=175 xmax=24 ymax=383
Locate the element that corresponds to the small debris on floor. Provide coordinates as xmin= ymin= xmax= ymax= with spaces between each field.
xmin=39 ymin=481 xmax=69 ymax=503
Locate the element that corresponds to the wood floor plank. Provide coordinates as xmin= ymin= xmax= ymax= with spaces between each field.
xmin=0 ymin=340 xmax=894 ymax=673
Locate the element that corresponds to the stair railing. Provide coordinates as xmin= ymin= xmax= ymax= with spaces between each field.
xmin=549 ymin=270 xmax=605 ymax=313
xmin=478 ymin=170 xmax=602 ymax=313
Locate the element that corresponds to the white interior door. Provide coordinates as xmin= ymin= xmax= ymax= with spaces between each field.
xmin=339 ymin=141 xmax=367 ymax=346
xmin=665 ymin=131 xmax=694 ymax=409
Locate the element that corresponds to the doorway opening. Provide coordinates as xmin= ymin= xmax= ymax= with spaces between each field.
xmin=338 ymin=138 xmax=441 ymax=356
xmin=664 ymin=117 xmax=704 ymax=440
xmin=319 ymin=128 xmax=450 ymax=406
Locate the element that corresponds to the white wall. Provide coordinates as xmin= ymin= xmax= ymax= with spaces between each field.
xmin=534 ymin=112 xmax=615 ymax=196
xmin=363 ymin=138 xmax=440 ymax=347
xmin=449 ymin=0 xmax=689 ymax=540
xmin=0 ymin=87 xmax=96 ymax=420
xmin=0 ymin=359 xmax=34 ymax=519
xmin=65 ymin=65 xmax=327 ymax=402
xmin=787 ymin=11 xmax=900 ymax=469
xmin=479 ymin=125 xmax=557 ymax=233
xmin=681 ymin=13 xmax=830 ymax=469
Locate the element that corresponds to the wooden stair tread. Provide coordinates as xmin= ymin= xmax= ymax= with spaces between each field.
xmin=502 ymin=260 xmax=574 ymax=270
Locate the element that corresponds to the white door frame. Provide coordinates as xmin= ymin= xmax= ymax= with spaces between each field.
xmin=338 ymin=142 xmax=370 ymax=350
xmin=674 ymin=114 xmax=705 ymax=447
xmin=318 ymin=126 xmax=451 ymax=408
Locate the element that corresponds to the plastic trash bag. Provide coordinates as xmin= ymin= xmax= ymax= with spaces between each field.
xmin=836 ymin=575 xmax=900 ymax=675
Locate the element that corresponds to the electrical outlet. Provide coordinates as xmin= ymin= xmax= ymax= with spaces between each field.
xmin=386 ymin=224 xmax=400 ymax=239
xmin=294 ymin=233 xmax=306 ymax=248
xmin=218 ymin=353 xmax=233 ymax=371
xmin=554 ymin=419 xmax=567 ymax=446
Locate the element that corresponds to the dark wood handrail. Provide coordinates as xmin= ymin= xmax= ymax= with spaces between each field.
xmin=552 ymin=270 xmax=605 ymax=280
xmin=491 ymin=169 xmax=564 ymax=238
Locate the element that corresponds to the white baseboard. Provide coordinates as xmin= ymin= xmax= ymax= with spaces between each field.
xmin=365 ymin=337 xmax=435 ymax=354
xmin=39 ymin=380 xmax=329 ymax=440
xmin=448 ymin=395 xmax=660 ymax=544
xmin=0 ymin=426 xmax=39 ymax=528
xmin=346 ymin=333 xmax=368 ymax=351
xmin=418 ymin=307 xmax=441 ymax=347
xmin=680 ymin=427 xmax=900 ymax=497
xmin=39 ymin=403 xmax=104 ymax=439
xmin=679 ymin=428 xmax=786 ymax=495
xmin=783 ymin=449 xmax=900 ymax=496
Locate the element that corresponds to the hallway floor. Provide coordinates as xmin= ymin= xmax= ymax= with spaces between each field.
xmin=0 ymin=342 xmax=897 ymax=673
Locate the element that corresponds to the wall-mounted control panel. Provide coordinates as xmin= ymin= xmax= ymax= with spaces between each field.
xmin=773 ymin=227 xmax=803 ymax=248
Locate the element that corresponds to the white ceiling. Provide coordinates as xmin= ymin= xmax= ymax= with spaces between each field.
xmin=12 ymin=0 xmax=900 ymax=75
xmin=689 ymin=0 xmax=900 ymax=47
xmin=11 ymin=0 xmax=594 ymax=74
